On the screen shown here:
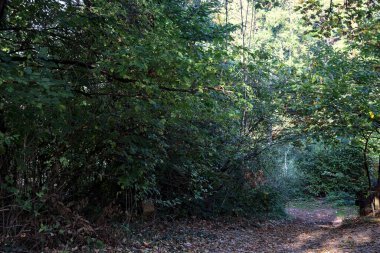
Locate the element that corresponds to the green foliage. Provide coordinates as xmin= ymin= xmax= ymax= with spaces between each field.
xmin=296 ymin=144 xmax=367 ymax=197
xmin=1 ymin=0 xmax=378 ymax=249
xmin=0 ymin=0 xmax=286 ymax=235
xmin=287 ymin=2 xmax=380 ymax=199
xmin=238 ymin=185 xmax=286 ymax=217
xmin=325 ymin=191 xmax=356 ymax=207
xmin=297 ymin=0 xmax=380 ymax=57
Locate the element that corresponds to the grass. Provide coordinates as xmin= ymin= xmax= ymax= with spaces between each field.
xmin=287 ymin=198 xmax=325 ymax=210
xmin=335 ymin=205 xmax=358 ymax=218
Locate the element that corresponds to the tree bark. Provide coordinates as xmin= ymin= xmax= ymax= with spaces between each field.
xmin=363 ymin=135 xmax=372 ymax=189
xmin=0 ymin=0 xmax=6 ymax=22
xmin=357 ymin=134 xmax=375 ymax=216
xmin=377 ymin=155 xmax=380 ymax=185
xmin=0 ymin=107 xmax=7 ymax=185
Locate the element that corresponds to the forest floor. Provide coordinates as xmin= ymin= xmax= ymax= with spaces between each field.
xmin=107 ymin=199 xmax=380 ymax=253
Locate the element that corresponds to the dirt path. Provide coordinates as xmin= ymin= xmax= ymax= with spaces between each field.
xmin=281 ymin=201 xmax=380 ymax=252
xmin=103 ymin=201 xmax=380 ymax=252
xmin=285 ymin=200 xmax=343 ymax=226
xmin=124 ymin=220 xmax=380 ymax=252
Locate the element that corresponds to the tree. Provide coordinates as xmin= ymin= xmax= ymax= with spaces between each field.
xmin=292 ymin=0 xmax=380 ymax=214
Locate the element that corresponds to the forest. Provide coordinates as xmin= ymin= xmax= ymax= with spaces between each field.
xmin=0 ymin=0 xmax=379 ymax=252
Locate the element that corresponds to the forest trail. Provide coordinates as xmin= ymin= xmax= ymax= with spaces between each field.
xmin=286 ymin=199 xmax=345 ymax=226
xmin=117 ymin=201 xmax=380 ymax=253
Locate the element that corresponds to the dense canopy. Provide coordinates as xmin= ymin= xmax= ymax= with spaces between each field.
xmin=0 ymin=0 xmax=379 ymax=251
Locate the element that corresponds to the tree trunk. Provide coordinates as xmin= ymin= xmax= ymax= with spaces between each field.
xmin=357 ymin=136 xmax=375 ymax=216
xmin=0 ymin=0 xmax=6 ymax=22
xmin=374 ymin=155 xmax=380 ymax=210
xmin=356 ymin=191 xmax=375 ymax=216
xmin=363 ymin=136 xmax=372 ymax=189
xmin=0 ymin=108 xmax=7 ymax=185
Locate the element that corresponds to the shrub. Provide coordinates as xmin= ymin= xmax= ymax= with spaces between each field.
xmin=325 ymin=191 xmax=356 ymax=206
xmin=296 ymin=144 xmax=367 ymax=197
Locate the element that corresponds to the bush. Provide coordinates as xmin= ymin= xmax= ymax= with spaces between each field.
xmin=296 ymin=144 xmax=367 ymax=197
xmin=202 ymin=184 xmax=286 ymax=218
xmin=325 ymin=191 xmax=356 ymax=206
